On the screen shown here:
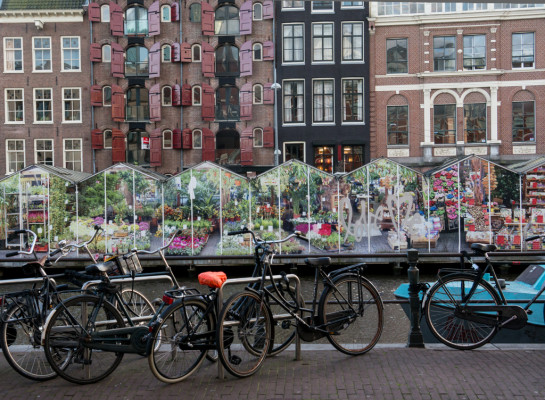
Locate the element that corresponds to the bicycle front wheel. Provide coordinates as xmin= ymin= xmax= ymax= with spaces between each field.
xmin=424 ymin=274 xmax=500 ymax=350
xmin=318 ymin=274 xmax=384 ymax=355
xmin=217 ymin=291 xmax=271 ymax=378
xmin=148 ymin=298 xmax=214 ymax=384
xmin=43 ymin=295 xmax=125 ymax=384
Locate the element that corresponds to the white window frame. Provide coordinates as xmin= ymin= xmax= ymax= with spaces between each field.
xmin=161 ymin=44 xmax=172 ymax=63
xmin=163 ymin=130 xmax=173 ymax=149
xmin=162 ymin=86 xmax=172 ymax=106
xmin=340 ymin=1 xmax=364 ymax=9
xmin=32 ymin=37 xmax=52 ymax=73
xmin=512 ymin=32 xmax=535 ymax=69
xmin=282 ymin=23 xmax=305 ymax=65
xmin=312 ymin=78 xmax=335 ymax=125
xmin=253 ymin=128 xmax=263 ymax=147
xmin=62 ymin=88 xmax=82 ymax=123
xmin=253 ymin=43 xmax=263 ymax=61
xmin=102 ymin=44 xmax=111 ymax=63
xmin=281 ymin=1 xmax=304 ymax=11
xmin=34 ymin=139 xmax=54 ymax=166
xmin=161 ymin=5 xmax=171 ymax=22
xmin=61 ymin=36 xmax=81 ymax=72
xmin=4 ymin=37 xmax=24 ymax=73
xmin=63 ymin=138 xmax=83 ymax=172
xmin=5 ymin=88 xmax=25 ymax=124
xmin=341 ymin=22 xmax=364 ymax=63
xmin=101 ymin=4 xmax=110 ymax=22
xmin=253 ymin=84 xmax=263 ymax=104
xmin=103 ymin=86 xmax=112 ymax=107
xmin=192 ymin=129 xmax=202 ymax=149
xmin=253 ymin=2 xmax=263 ymax=20
xmin=283 ymin=141 xmax=306 ymax=162
xmin=6 ymin=139 xmax=25 ymax=174
xmin=192 ymin=85 xmax=202 ymax=106
xmin=191 ymin=44 xmax=201 ymax=62
xmin=282 ymin=79 xmax=305 ymax=126
xmin=33 ymin=88 xmax=53 ymax=124
xmin=104 ymin=129 xmax=113 ymax=148
xmin=341 ymin=77 xmax=364 ymax=125
xmin=311 ymin=1 xmax=334 ymax=13
xmin=312 ymin=22 xmax=334 ymax=64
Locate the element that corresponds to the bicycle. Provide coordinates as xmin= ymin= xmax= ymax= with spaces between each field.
xmin=216 ymin=228 xmax=384 ymax=379
xmin=423 ymin=237 xmax=545 ymax=350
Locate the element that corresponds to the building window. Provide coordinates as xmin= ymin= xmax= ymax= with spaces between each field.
xmin=341 ymin=145 xmax=363 ymax=172
xmin=342 ymin=22 xmax=363 ymax=62
xmin=215 ymin=44 xmax=239 ymax=76
xmin=431 ymin=3 xmax=456 ymax=12
xmin=253 ymin=84 xmax=263 ymax=104
xmin=512 ymin=32 xmax=534 ymax=69
xmin=192 ymin=44 xmax=201 ymax=62
xmin=341 ymin=1 xmax=364 ymax=8
xmin=5 ymin=89 xmax=24 ymax=123
xmin=215 ymin=5 xmax=240 ymax=36
xmin=284 ymin=142 xmax=305 ymax=162
xmin=101 ymin=4 xmax=110 ymax=22
xmin=125 ymin=46 xmax=149 ymax=77
xmin=189 ymin=3 xmax=201 ymax=22
xmin=104 ymin=129 xmax=112 ymax=148
xmin=215 ymin=86 xmax=239 ymax=121
xmin=433 ymin=36 xmax=456 ymax=71
xmin=312 ymin=23 xmax=333 ymax=63
xmin=314 ymin=146 xmax=333 ymax=173
xmin=192 ymin=85 xmax=202 ymax=105
xmin=63 ymin=139 xmax=82 ymax=171
xmin=464 ymin=103 xmax=486 ymax=143
xmin=462 ymin=3 xmax=487 ymax=11
xmin=463 ymin=34 xmax=486 ymax=70
xmin=6 ymin=139 xmax=25 ymax=173
xmin=163 ymin=130 xmax=173 ymax=149
xmin=102 ymin=44 xmax=111 ymax=62
xmin=103 ymin=86 xmax=112 ymax=106
xmin=312 ymin=1 xmax=333 ymax=12
xmin=282 ymin=1 xmax=304 ymax=10
xmin=162 ymin=86 xmax=172 ymax=106
xmin=386 ymin=38 xmax=408 ymax=74
xmin=253 ymin=128 xmax=263 ymax=147
xmin=34 ymin=88 xmax=53 ymax=123
xmin=125 ymin=6 xmax=149 ymax=35
xmin=62 ymin=88 xmax=81 ymax=122
xmin=162 ymin=45 xmax=171 ymax=62
xmin=313 ymin=79 xmax=334 ymax=123
xmin=193 ymin=129 xmax=202 ymax=148
xmin=512 ymin=101 xmax=535 ymax=142
xmin=253 ymin=43 xmax=263 ymax=61
xmin=253 ymin=3 xmax=262 ymax=20
xmin=161 ymin=5 xmax=171 ymax=22
xmin=283 ymin=80 xmax=304 ymax=124
xmin=61 ymin=37 xmax=80 ymax=71
xmin=283 ymin=24 xmax=304 ymax=63
xmin=126 ymin=87 xmax=149 ymax=122
xmin=4 ymin=38 xmax=23 ymax=72
xmin=378 ymin=2 xmax=424 ymax=15
xmin=127 ymin=131 xmax=149 ymax=166
xmin=342 ymin=79 xmax=363 ymax=123
xmin=433 ymin=104 xmax=456 ymax=144
xmin=387 ymin=105 xmax=408 ymax=145
xmin=33 ymin=37 xmax=51 ymax=72
xmin=35 ymin=139 xmax=53 ymax=166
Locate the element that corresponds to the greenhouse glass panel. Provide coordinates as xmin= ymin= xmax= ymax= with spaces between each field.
xmin=163 ymin=171 xmax=193 ymax=255
xmin=307 ymin=166 xmax=337 ymax=254
xmin=340 ymin=165 xmax=370 ymax=253
xmin=219 ymin=168 xmax=250 ymax=255
xmin=77 ymin=172 xmax=106 ymax=255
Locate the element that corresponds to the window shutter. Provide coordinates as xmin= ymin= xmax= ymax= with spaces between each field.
xmin=202 ymin=128 xmax=215 ymax=162
xmin=111 ymin=43 xmax=124 ymax=78
xmin=170 ymin=42 xmax=180 ymax=62
xmin=92 ymin=129 xmax=104 ymax=149
xmin=201 ymin=42 xmax=215 ymax=78
xmin=240 ymin=82 xmax=252 ymax=121
xmin=263 ymin=0 xmax=273 ymax=19
xmin=111 ymin=85 xmax=125 ymax=122
xmin=148 ymin=1 xmax=161 ymax=36
xmin=111 ymin=129 xmax=126 ymax=163
xmin=263 ymin=41 xmax=274 ymax=61
xmin=263 ymin=127 xmax=274 ymax=148
xmin=182 ymin=128 xmax=193 ymax=149
xmin=180 ymin=42 xmax=191 ymax=62
xmin=91 ymin=85 xmax=103 ymax=106
xmin=240 ymin=127 xmax=253 ymax=166
xmin=181 ymin=84 xmax=192 ymax=106
xmin=90 ymin=43 xmax=102 ymax=62
xmin=171 ymin=2 xmax=180 ymax=21
xmin=172 ymin=84 xmax=181 ymax=106
xmin=263 ymin=83 xmax=274 ymax=104
xmin=239 ymin=0 xmax=252 ymax=35
xmin=201 ymin=2 xmax=215 ymax=36
xmin=240 ymin=41 xmax=253 ymax=77
xmin=149 ymin=42 xmax=161 ymax=78
xmin=201 ymin=83 xmax=215 ymax=121
xmin=150 ymin=128 xmax=162 ymax=167
xmin=172 ymin=128 xmax=182 ymax=149
xmin=88 ymin=2 xmax=101 ymax=22
xmin=149 ymin=84 xmax=161 ymax=122
xmin=109 ymin=2 xmax=123 ymax=36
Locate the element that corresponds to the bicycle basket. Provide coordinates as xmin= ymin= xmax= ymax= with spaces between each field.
xmin=114 ymin=252 xmax=143 ymax=274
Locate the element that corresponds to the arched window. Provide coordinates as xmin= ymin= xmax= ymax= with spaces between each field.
xmin=193 ymin=129 xmax=202 ymax=148
xmin=253 ymin=43 xmax=262 ymax=61
xmin=189 ymin=3 xmax=201 ymax=22
xmin=125 ymin=46 xmax=149 ymax=77
xmin=215 ymin=44 xmax=239 ymax=76
xmin=253 ymin=84 xmax=263 ymax=104
xmin=103 ymin=129 xmax=112 ymax=148
xmin=161 ymin=5 xmax=171 ymax=22
xmin=103 ymin=86 xmax=112 ymax=106
xmin=215 ymin=5 xmax=239 ymax=35
xmin=253 ymin=3 xmax=263 ymax=20
xmin=191 ymin=44 xmax=201 ymax=62
xmin=127 ymin=130 xmax=149 ymax=165
xmin=192 ymin=85 xmax=202 ymax=105
xmin=125 ymin=6 xmax=149 ymax=35
xmin=162 ymin=45 xmax=171 ymax=62
xmin=163 ymin=130 xmax=173 ymax=149
xmin=126 ymin=87 xmax=149 ymax=121
xmin=102 ymin=44 xmax=111 ymax=62
xmin=162 ymin=86 xmax=172 ymax=106
xmin=216 ymin=86 xmax=239 ymax=121
xmin=101 ymin=4 xmax=110 ymax=22
xmin=253 ymin=128 xmax=263 ymax=147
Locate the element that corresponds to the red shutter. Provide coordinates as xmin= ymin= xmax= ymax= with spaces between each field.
xmin=239 ymin=0 xmax=252 ymax=35
xmin=111 ymin=129 xmax=126 ymax=163
xmin=263 ymin=0 xmax=274 ymax=19
xmin=150 ymin=128 xmax=162 ymax=167
xmin=201 ymin=2 xmax=214 ymax=36
xmin=91 ymin=129 xmax=104 ymax=149
xmin=201 ymin=83 xmax=215 ymax=121
xmin=90 ymin=43 xmax=102 ymax=62
xmin=181 ymin=84 xmax=192 ymax=106
xmin=111 ymin=43 xmax=124 ymax=78
xmin=240 ymin=82 xmax=252 ymax=121
xmin=149 ymin=42 xmax=161 ymax=78
xmin=263 ymin=41 xmax=274 ymax=61
xmin=202 ymin=128 xmax=215 ymax=162
xmin=263 ymin=83 xmax=274 ymax=104
xmin=91 ymin=85 xmax=103 ymax=106
xmin=180 ymin=42 xmax=191 ymax=62
xmin=148 ymin=1 xmax=161 ymax=36
xmin=171 ymin=2 xmax=179 ymax=21
xmin=240 ymin=41 xmax=253 ymax=77
xmin=182 ymin=128 xmax=193 ymax=149
xmin=172 ymin=128 xmax=182 ymax=149
xmin=149 ymin=84 xmax=161 ymax=122
xmin=172 ymin=84 xmax=181 ymax=106
xmin=109 ymin=2 xmax=123 ymax=36
xmin=240 ymin=127 xmax=253 ymax=166
xmin=201 ymin=42 xmax=215 ymax=78
xmin=111 ymin=85 xmax=125 ymax=122
xmin=171 ymin=42 xmax=180 ymax=62
xmin=263 ymin=127 xmax=274 ymax=148
xmin=88 ymin=2 xmax=100 ymax=22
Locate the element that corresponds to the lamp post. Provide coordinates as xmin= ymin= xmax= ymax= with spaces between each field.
xmin=271 ymin=82 xmax=281 ymax=166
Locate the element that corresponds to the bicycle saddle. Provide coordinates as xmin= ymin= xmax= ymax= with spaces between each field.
xmin=305 ymin=257 xmax=331 ymax=267
xmin=85 ymin=259 xmax=117 ymax=275
xmin=470 ymin=243 xmax=497 ymax=254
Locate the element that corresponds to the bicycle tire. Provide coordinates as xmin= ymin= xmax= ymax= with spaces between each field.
xmin=318 ymin=274 xmax=384 ymax=355
xmin=216 ymin=291 xmax=271 ymax=378
xmin=43 ymin=294 xmax=126 ymax=384
xmin=424 ymin=273 xmax=501 ymax=350
xmin=148 ymin=298 xmax=214 ymax=384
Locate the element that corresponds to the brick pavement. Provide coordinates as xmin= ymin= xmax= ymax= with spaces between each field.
xmin=1 ymin=345 xmax=544 ymax=400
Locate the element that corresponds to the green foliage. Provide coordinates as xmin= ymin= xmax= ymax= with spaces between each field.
xmin=49 ymin=176 xmax=69 ymax=240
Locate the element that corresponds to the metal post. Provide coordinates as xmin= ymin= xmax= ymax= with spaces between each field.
xmin=407 ymin=248 xmax=424 ymax=348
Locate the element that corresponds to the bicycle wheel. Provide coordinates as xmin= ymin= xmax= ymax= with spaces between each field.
xmin=148 ymin=298 xmax=214 ymax=384
xmin=43 ymin=294 xmax=125 ymax=384
xmin=424 ymin=274 xmax=500 ymax=350
xmin=0 ymin=301 xmax=57 ymax=381
xmin=216 ymin=291 xmax=271 ymax=378
xmin=119 ymin=289 xmax=155 ymax=324
xmin=318 ymin=274 xmax=384 ymax=355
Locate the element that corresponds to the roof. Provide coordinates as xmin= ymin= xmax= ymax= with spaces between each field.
xmin=508 ymin=156 xmax=545 ymax=174
xmin=83 ymin=163 xmax=169 ymax=182
xmin=0 ymin=164 xmax=91 ymax=184
xmin=423 ymin=154 xmax=520 ymax=177
xmin=0 ymin=0 xmax=85 ymax=10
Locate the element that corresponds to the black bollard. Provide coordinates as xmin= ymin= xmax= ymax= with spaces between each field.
xmin=407 ymin=248 xmax=424 ymax=348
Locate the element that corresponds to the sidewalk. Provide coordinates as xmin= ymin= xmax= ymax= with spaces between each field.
xmin=1 ymin=344 xmax=545 ymax=400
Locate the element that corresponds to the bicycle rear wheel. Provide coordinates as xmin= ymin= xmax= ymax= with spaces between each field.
xmin=318 ymin=274 xmax=384 ymax=355
xmin=216 ymin=291 xmax=271 ymax=378
xmin=148 ymin=298 xmax=214 ymax=384
xmin=424 ymin=274 xmax=500 ymax=350
xmin=43 ymin=295 xmax=125 ymax=384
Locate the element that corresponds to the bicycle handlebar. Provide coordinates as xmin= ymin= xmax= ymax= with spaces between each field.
xmin=227 ymin=227 xmax=305 ymax=246
xmin=6 ymin=230 xmax=37 ymax=256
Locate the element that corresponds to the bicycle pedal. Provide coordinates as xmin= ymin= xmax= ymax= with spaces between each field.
xmin=229 ymin=355 xmax=241 ymax=365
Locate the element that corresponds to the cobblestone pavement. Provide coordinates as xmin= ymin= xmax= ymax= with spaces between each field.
xmin=1 ymin=344 xmax=545 ymax=400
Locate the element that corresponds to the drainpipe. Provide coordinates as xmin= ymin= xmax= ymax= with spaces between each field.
xmin=90 ymin=12 xmax=96 ymax=173
xmin=179 ymin=0 xmax=184 ymax=172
